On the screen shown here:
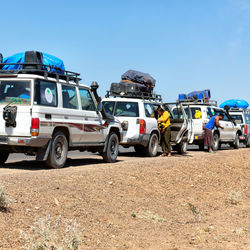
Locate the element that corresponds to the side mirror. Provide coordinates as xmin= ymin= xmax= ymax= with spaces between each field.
xmin=97 ymin=102 xmax=103 ymax=112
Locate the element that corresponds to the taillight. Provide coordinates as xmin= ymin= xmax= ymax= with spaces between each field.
xmin=244 ymin=125 xmax=248 ymax=135
xmin=31 ymin=118 xmax=39 ymax=136
xmin=139 ymin=119 xmax=146 ymax=134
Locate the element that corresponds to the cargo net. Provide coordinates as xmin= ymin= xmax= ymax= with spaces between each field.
xmin=0 ymin=63 xmax=81 ymax=83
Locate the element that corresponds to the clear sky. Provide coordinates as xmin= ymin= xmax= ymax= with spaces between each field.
xmin=1 ymin=0 xmax=250 ymax=104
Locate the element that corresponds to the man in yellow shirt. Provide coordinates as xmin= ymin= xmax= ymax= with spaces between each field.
xmin=157 ymin=107 xmax=171 ymax=157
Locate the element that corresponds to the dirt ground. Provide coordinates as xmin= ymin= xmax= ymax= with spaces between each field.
xmin=0 ymin=147 xmax=249 ymax=250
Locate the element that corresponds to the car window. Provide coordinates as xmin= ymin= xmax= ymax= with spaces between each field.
xmin=223 ymin=114 xmax=230 ymax=121
xmin=34 ymin=80 xmax=57 ymax=107
xmin=144 ymin=103 xmax=155 ymax=118
xmin=103 ymin=101 xmax=115 ymax=115
xmin=62 ymin=85 xmax=78 ymax=109
xmin=114 ymin=102 xmax=139 ymax=117
xmin=190 ymin=107 xmax=202 ymax=119
xmin=79 ymin=88 xmax=96 ymax=111
xmin=0 ymin=80 xmax=31 ymax=105
xmin=207 ymin=107 xmax=215 ymax=119
xmin=169 ymin=105 xmax=184 ymax=119
xmin=214 ymin=109 xmax=222 ymax=116
xmin=230 ymin=114 xmax=243 ymax=124
xmin=245 ymin=114 xmax=250 ymax=124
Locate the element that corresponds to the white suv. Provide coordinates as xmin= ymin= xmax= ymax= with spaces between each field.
xmin=0 ymin=66 xmax=121 ymax=168
xmin=182 ymin=101 xmax=242 ymax=150
xmin=102 ymin=94 xmax=194 ymax=155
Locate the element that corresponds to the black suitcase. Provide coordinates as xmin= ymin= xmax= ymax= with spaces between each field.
xmin=110 ymin=81 xmax=149 ymax=95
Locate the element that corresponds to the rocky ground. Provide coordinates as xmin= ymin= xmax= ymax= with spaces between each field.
xmin=0 ymin=147 xmax=249 ymax=249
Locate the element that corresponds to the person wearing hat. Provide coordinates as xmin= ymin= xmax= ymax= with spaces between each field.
xmin=204 ymin=112 xmax=224 ymax=153
xmin=157 ymin=107 xmax=171 ymax=157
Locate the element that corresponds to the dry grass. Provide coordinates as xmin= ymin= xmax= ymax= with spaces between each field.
xmin=0 ymin=185 xmax=11 ymax=211
xmin=20 ymin=215 xmax=83 ymax=250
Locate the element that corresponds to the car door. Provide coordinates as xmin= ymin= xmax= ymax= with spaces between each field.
xmin=78 ymin=88 xmax=105 ymax=144
xmin=164 ymin=103 xmax=190 ymax=144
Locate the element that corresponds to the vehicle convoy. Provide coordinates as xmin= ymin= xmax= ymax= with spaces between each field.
xmin=179 ymin=93 xmax=242 ymax=151
xmin=220 ymin=99 xmax=250 ymax=147
xmin=0 ymin=51 xmax=121 ymax=168
xmin=102 ymin=69 xmax=194 ymax=155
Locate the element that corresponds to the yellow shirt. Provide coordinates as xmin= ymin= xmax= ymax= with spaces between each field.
xmin=158 ymin=111 xmax=171 ymax=130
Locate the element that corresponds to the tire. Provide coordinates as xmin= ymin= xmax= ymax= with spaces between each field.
xmin=145 ymin=133 xmax=159 ymax=157
xmin=212 ymin=133 xmax=219 ymax=151
xmin=176 ymin=141 xmax=188 ymax=154
xmin=233 ymin=133 xmax=240 ymax=149
xmin=198 ymin=144 xmax=204 ymax=151
xmin=0 ymin=152 xmax=9 ymax=166
xmin=46 ymin=131 xmax=68 ymax=169
xmin=103 ymin=132 xmax=119 ymax=163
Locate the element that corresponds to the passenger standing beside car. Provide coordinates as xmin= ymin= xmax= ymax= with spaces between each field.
xmin=157 ymin=107 xmax=171 ymax=157
xmin=204 ymin=112 xmax=224 ymax=153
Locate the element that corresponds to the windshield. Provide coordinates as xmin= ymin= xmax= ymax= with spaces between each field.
xmin=230 ymin=114 xmax=243 ymax=124
xmin=103 ymin=101 xmax=139 ymax=117
xmin=0 ymin=80 xmax=31 ymax=105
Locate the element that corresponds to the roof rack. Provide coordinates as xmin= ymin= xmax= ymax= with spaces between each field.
xmin=105 ymin=91 xmax=162 ymax=102
xmin=229 ymin=107 xmax=250 ymax=112
xmin=0 ymin=63 xmax=81 ymax=84
xmin=177 ymin=98 xmax=218 ymax=106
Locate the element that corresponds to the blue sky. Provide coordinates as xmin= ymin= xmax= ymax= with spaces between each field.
xmin=1 ymin=0 xmax=250 ymax=104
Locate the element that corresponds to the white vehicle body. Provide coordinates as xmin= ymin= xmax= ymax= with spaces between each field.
xmin=102 ymin=96 xmax=194 ymax=155
xmin=182 ymin=102 xmax=242 ymax=150
xmin=228 ymin=108 xmax=250 ymax=147
xmin=0 ymin=72 xmax=121 ymax=168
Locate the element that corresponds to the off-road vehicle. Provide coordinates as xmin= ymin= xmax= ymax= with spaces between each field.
xmin=0 ymin=58 xmax=121 ymax=168
xmin=102 ymin=92 xmax=194 ymax=155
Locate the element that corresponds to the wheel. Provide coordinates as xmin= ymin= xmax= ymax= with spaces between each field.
xmin=212 ymin=133 xmax=219 ymax=151
xmin=0 ymin=152 xmax=9 ymax=166
xmin=145 ymin=133 xmax=159 ymax=157
xmin=103 ymin=132 xmax=119 ymax=163
xmin=176 ymin=141 xmax=188 ymax=154
xmin=46 ymin=131 xmax=68 ymax=169
xmin=198 ymin=144 xmax=204 ymax=151
xmin=233 ymin=133 xmax=240 ymax=149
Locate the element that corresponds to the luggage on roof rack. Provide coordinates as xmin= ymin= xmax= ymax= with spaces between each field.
xmin=105 ymin=90 xmax=162 ymax=102
xmin=0 ymin=52 xmax=80 ymax=84
xmin=219 ymin=99 xmax=249 ymax=109
xmin=1 ymin=51 xmax=65 ymax=74
xmin=121 ymin=70 xmax=156 ymax=89
xmin=110 ymin=81 xmax=149 ymax=95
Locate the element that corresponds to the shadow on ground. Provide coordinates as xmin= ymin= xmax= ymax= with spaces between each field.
xmin=2 ymin=157 xmax=122 ymax=171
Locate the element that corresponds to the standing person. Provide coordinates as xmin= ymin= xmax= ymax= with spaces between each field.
xmin=204 ymin=112 xmax=224 ymax=153
xmin=157 ymin=107 xmax=171 ymax=157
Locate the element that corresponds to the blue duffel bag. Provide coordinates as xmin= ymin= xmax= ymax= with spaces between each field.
xmin=219 ymin=99 xmax=249 ymax=109
xmin=2 ymin=51 xmax=65 ymax=73
xmin=187 ymin=89 xmax=211 ymax=100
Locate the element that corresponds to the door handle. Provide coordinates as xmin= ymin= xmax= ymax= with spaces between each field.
xmin=64 ymin=116 xmax=69 ymax=119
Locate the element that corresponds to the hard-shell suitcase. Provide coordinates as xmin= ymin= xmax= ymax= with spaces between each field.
xmin=110 ymin=81 xmax=148 ymax=95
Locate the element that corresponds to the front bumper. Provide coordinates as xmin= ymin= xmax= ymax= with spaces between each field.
xmin=0 ymin=136 xmax=50 ymax=147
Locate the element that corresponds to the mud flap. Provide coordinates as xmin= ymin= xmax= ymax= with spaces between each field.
xmin=36 ymin=139 xmax=52 ymax=161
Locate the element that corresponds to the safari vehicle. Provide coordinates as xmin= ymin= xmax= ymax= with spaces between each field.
xmin=102 ymin=92 xmax=194 ymax=155
xmin=0 ymin=58 xmax=121 ymax=168
xmin=180 ymin=99 xmax=242 ymax=151
xmin=228 ymin=108 xmax=250 ymax=147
